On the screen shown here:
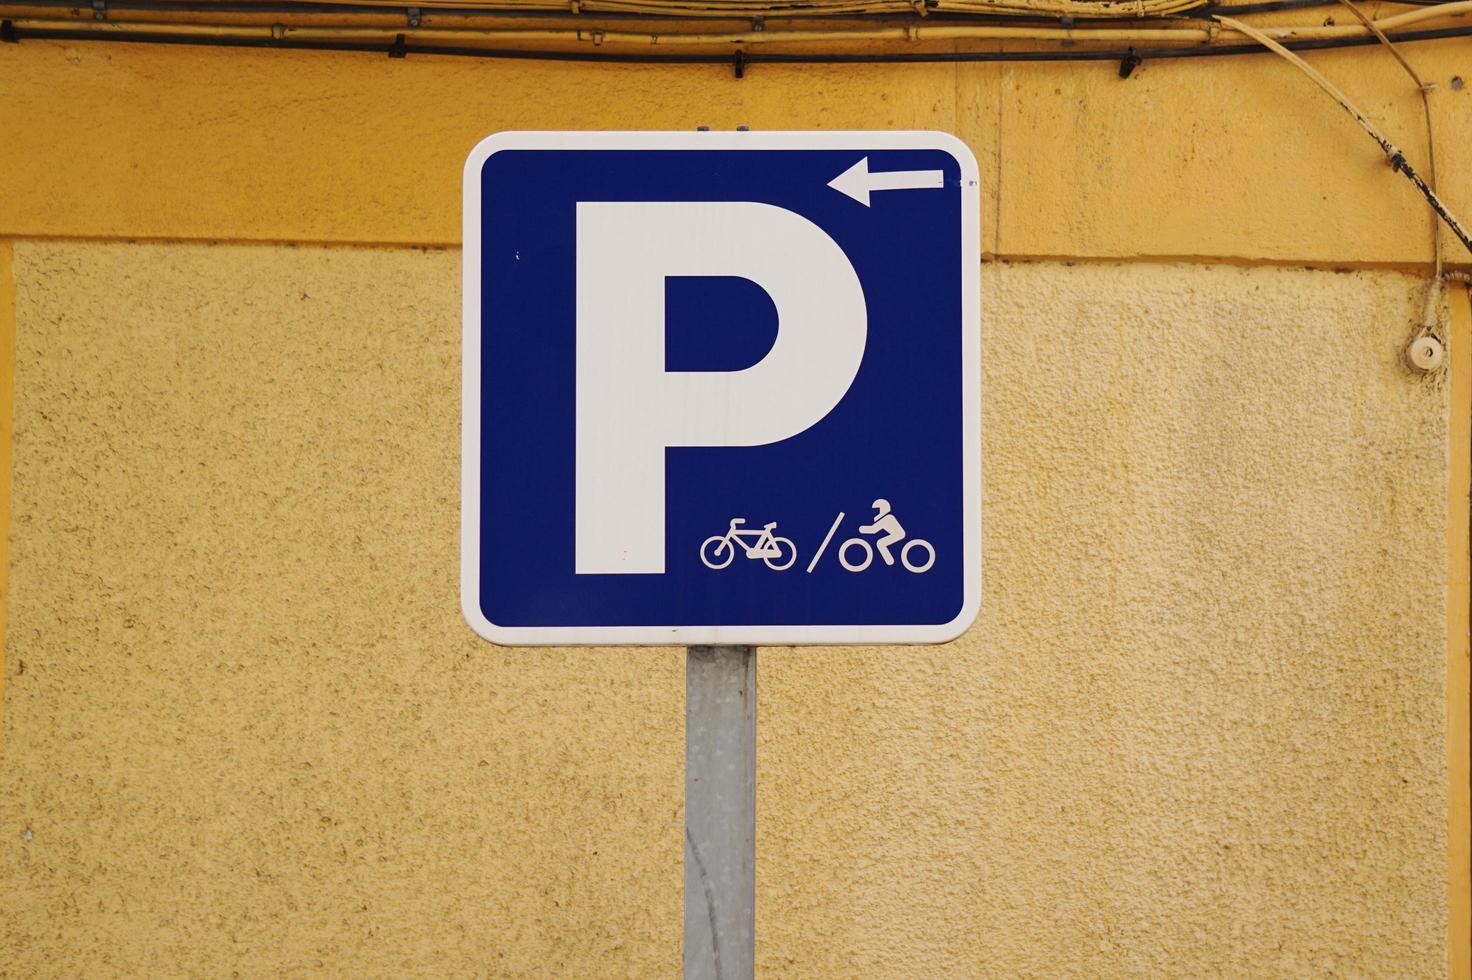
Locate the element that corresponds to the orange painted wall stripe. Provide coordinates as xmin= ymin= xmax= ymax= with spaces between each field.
xmin=1451 ymin=280 xmax=1471 ymax=980
xmin=4 ymin=39 xmax=1472 ymax=264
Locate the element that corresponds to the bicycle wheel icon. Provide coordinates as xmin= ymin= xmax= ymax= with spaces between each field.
xmin=763 ymin=537 xmax=798 ymax=571
xmin=838 ymin=537 xmax=935 ymax=573
xmin=699 ymin=536 xmax=735 ymax=569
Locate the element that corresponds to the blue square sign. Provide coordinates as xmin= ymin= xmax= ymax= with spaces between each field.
xmin=462 ymin=131 xmax=981 ymax=645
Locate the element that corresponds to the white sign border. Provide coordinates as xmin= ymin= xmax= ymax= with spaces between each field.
xmin=462 ymin=130 xmax=982 ymax=647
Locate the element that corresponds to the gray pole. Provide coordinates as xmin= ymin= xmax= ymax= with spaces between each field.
xmin=684 ymin=645 xmax=756 ymax=980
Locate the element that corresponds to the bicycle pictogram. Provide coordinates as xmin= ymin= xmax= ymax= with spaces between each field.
xmin=700 ymin=518 xmax=799 ymax=571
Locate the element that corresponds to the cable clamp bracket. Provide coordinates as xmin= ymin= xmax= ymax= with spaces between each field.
xmin=406 ymin=6 xmax=420 ymax=27
xmin=1119 ymin=47 xmax=1142 ymax=77
xmin=389 ymin=32 xmax=408 ymax=57
xmin=91 ymin=0 xmax=106 ymax=20
xmin=0 ymin=19 xmax=17 ymax=42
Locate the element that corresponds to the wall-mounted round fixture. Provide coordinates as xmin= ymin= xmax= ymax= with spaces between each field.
xmin=1407 ymin=335 xmax=1446 ymax=372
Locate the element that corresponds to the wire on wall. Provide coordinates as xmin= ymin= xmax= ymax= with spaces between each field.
xmin=1215 ymin=14 xmax=1472 ymax=258
xmin=1334 ymin=0 xmax=1447 ymax=328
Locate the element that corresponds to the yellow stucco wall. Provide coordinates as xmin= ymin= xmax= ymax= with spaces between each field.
xmin=0 ymin=239 xmax=1458 ymax=976
xmin=1 ymin=34 xmax=1468 ymax=978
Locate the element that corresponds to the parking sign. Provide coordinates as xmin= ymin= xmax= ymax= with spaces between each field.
xmin=462 ymin=131 xmax=981 ymax=645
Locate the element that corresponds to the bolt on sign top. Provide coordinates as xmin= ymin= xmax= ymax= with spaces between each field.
xmin=462 ymin=130 xmax=981 ymax=646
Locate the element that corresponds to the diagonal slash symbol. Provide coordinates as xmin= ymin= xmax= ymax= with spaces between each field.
xmin=806 ymin=512 xmax=846 ymax=573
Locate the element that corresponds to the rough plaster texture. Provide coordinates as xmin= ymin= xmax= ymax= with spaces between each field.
xmin=3 ymin=39 xmax=1472 ymax=263
xmin=0 ymin=241 xmax=1450 ymax=977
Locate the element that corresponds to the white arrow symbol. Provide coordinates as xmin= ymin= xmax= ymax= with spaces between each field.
xmin=827 ymin=157 xmax=944 ymax=207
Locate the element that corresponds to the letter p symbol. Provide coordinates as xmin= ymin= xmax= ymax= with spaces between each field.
xmin=575 ymin=202 xmax=868 ymax=574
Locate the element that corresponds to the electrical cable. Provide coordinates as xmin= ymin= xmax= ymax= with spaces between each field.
xmin=99 ymin=0 xmax=1202 ymax=17
xmin=0 ymin=0 xmax=1456 ymax=20
xmin=8 ymin=1 xmax=1472 ymax=45
xmin=0 ymin=0 xmax=1378 ymax=24
xmin=1195 ymin=0 xmax=1364 ymax=14
xmin=1335 ymin=0 xmax=1446 ymax=327
xmin=5 ymin=0 xmax=1442 ymax=24
xmin=1216 ymin=14 xmax=1472 ymax=257
xmin=7 ymin=17 xmax=1472 ymax=59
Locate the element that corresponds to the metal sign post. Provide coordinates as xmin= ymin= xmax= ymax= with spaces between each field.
xmin=684 ymin=645 xmax=756 ymax=980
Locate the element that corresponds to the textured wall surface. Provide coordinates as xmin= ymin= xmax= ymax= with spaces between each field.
xmin=0 ymin=241 xmax=1450 ymax=976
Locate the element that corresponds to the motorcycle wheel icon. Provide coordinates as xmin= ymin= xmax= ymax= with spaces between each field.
xmin=838 ymin=537 xmax=935 ymax=574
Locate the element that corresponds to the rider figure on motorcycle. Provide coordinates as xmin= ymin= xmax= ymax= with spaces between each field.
xmin=859 ymin=498 xmax=907 ymax=566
